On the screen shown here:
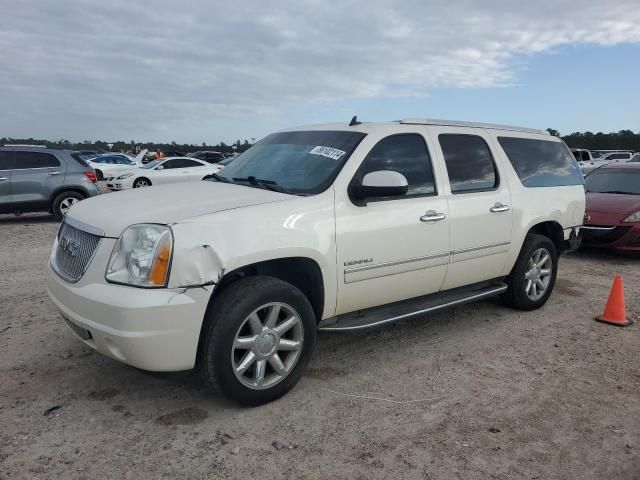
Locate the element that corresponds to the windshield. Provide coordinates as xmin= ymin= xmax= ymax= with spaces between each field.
xmin=141 ymin=160 xmax=161 ymax=169
xmin=585 ymin=169 xmax=640 ymax=194
xmin=218 ymin=130 xmax=366 ymax=194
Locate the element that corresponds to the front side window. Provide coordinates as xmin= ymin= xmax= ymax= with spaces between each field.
xmin=498 ymin=137 xmax=583 ymax=188
xmin=219 ymin=130 xmax=366 ymax=194
xmin=159 ymin=159 xmax=181 ymax=169
xmin=15 ymin=151 xmax=60 ymax=169
xmin=354 ymin=134 xmax=436 ymax=197
xmin=439 ymin=134 xmax=498 ymax=193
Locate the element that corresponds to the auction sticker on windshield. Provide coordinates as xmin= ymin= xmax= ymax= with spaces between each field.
xmin=309 ymin=146 xmax=346 ymax=161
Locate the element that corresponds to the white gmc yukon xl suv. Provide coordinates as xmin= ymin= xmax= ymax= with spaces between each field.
xmin=46 ymin=118 xmax=585 ymax=405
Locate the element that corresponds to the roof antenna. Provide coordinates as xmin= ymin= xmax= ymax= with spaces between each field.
xmin=349 ymin=115 xmax=361 ymax=126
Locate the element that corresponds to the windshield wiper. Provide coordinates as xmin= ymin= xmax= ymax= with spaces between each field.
xmin=203 ymin=173 xmax=232 ymax=183
xmin=232 ymin=176 xmax=286 ymax=193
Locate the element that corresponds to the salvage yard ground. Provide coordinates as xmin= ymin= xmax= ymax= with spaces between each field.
xmin=1 ymin=212 xmax=639 ymax=480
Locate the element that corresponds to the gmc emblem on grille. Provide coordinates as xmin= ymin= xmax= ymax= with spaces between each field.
xmin=59 ymin=236 xmax=80 ymax=257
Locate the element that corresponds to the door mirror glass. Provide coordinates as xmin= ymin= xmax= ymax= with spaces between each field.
xmin=156 ymin=165 xmax=164 ymax=170
xmin=352 ymin=170 xmax=408 ymax=200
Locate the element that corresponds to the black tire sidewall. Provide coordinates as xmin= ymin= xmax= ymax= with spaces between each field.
xmin=52 ymin=192 xmax=84 ymax=221
xmin=505 ymin=234 xmax=558 ymax=310
xmin=95 ymin=169 xmax=103 ymax=181
xmin=134 ymin=178 xmax=150 ymax=188
xmin=200 ymin=276 xmax=317 ymax=406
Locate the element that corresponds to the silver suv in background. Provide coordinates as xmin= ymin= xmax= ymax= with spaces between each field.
xmin=0 ymin=146 xmax=101 ymax=220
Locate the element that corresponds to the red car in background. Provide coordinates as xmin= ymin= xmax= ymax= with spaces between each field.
xmin=581 ymin=163 xmax=640 ymax=253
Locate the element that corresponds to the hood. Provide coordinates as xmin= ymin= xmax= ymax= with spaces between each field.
xmin=67 ymin=181 xmax=293 ymax=237
xmin=586 ymin=192 xmax=640 ymax=215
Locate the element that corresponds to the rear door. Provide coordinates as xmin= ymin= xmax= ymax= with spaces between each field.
xmin=428 ymin=128 xmax=513 ymax=290
xmin=181 ymin=159 xmax=209 ymax=180
xmin=0 ymin=151 xmax=14 ymax=212
xmin=11 ymin=151 xmax=66 ymax=208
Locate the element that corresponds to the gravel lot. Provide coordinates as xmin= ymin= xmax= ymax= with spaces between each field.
xmin=1 ymin=212 xmax=639 ymax=480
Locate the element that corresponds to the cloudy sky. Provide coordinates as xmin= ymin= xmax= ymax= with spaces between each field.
xmin=1 ymin=0 xmax=639 ymax=144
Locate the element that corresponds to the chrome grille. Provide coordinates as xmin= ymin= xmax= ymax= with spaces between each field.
xmin=52 ymin=222 xmax=101 ymax=283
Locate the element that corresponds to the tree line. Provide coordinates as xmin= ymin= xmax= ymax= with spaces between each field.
xmin=0 ymin=138 xmax=256 ymax=154
xmin=547 ymin=129 xmax=640 ymax=151
xmin=2 ymin=129 xmax=639 ymax=153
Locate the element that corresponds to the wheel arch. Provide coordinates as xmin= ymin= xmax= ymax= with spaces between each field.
xmin=527 ymin=220 xmax=564 ymax=254
xmin=48 ymin=187 xmax=88 ymax=212
xmin=207 ymin=256 xmax=325 ymax=323
xmin=134 ymin=176 xmax=152 ymax=186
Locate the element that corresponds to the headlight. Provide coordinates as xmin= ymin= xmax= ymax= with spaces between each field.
xmin=623 ymin=211 xmax=640 ymax=223
xmin=106 ymin=224 xmax=173 ymax=287
xmin=117 ymin=172 xmax=134 ymax=179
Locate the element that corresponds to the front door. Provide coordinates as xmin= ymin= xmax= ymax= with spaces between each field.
xmin=335 ymin=132 xmax=450 ymax=315
xmin=429 ymin=128 xmax=513 ymax=290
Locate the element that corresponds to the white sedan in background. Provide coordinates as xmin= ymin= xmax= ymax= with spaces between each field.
xmin=106 ymin=157 xmax=224 ymax=190
xmin=87 ymin=154 xmax=139 ymax=181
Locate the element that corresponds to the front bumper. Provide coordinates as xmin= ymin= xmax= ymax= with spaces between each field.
xmin=581 ymin=224 xmax=640 ymax=253
xmin=46 ymin=262 xmax=210 ymax=371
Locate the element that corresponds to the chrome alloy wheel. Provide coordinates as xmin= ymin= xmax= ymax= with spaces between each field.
xmin=231 ymin=302 xmax=304 ymax=390
xmin=59 ymin=197 xmax=79 ymax=215
xmin=134 ymin=179 xmax=149 ymax=188
xmin=524 ymin=247 xmax=552 ymax=301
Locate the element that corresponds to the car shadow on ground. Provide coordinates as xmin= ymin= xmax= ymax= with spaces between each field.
xmin=568 ymin=246 xmax=640 ymax=263
xmin=0 ymin=213 xmax=59 ymax=225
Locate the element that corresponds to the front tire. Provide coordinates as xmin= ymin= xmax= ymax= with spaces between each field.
xmin=133 ymin=177 xmax=151 ymax=188
xmin=503 ymin=234 xmax=558 ymax=311
xmin=197 ymin=276 xmax=317 ymax=405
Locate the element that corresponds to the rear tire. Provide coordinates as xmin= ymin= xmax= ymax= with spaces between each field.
xmin=52 ymin=191 xmax=84 ymax=221
xmin=197 ymin=276 xmax=316 ymax=406
xmin=95 ymin=169 xmax=104 ymax=181
xmin=502 ymin=234 xmax=558 ymax=311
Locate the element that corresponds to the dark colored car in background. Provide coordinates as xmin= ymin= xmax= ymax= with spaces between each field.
xmin=187 ymin=151 xmax=225 ymax=163
xmin=581 ymin=164 xmax=640 ymax=253
xmin=0 ymin=146 xmax=100 ymax=219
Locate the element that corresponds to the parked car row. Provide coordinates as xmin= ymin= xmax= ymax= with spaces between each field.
xmin=571 ymin=148 xmax=637 ymax=173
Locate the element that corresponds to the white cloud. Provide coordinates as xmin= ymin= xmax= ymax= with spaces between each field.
xmin=0 ymin=0 xmax=639 ymax=141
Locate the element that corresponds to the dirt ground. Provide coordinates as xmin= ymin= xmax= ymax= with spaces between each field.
xmin=1 ymin=212 xmax=639 ymax=480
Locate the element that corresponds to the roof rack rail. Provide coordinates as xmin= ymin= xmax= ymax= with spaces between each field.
xmin=3 ymin=144 xmax=48 ymax=148
xmin=398 ymin=118 xmax=549 ymax=135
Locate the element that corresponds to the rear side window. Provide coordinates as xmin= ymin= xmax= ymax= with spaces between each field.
xmin=439 ymin=134 xmax=498 ymax=193
xmin=15 ymin=151 xmax=60 ymax=169
xmin=71 ymin=153 xmax=91 ymax=167
xmin=181 ymin=159 xmax=203 ymax=168
xmin=356 ymin=134 xmax=436 ymax=197
xmin=497 ymin=137 xmax=583 ymax=187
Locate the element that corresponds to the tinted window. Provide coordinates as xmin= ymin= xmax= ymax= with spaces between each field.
xmin=159 ymin=159 xmax=181 ymax=169
xmin=181 ymin=159 xmax=202 ymax=168
xmin=355 ymin=134 xmax=435 ymax=196
xmin=572 ymin=151 xmax=580 ymax=161
xmin=0 ymin=151 xmax=13 ymax=170
xmin=581 ymin=151 xmax=590 ymax=161
xmin=439 ymin=134 xmax=497 ymax=193
xmin=15 ymin=151 xmax=60 ymax=169
xmin=606 ymin=153 xmax=629 ymax=160
xmin=498 ymin=137 xmax=583 ymax=187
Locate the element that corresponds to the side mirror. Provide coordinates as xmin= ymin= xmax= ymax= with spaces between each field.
xmin=156 ymin=165 xmax=164 ymax=170
xmin=351 ymin=170 xmax=408 ymax=204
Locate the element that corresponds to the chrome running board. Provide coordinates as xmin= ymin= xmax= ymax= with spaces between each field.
xmin=318 ymin=281 xmax=507 ymax=332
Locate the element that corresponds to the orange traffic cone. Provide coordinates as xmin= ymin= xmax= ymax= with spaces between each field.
xmin=595 ymin=275 xmax=633 ymax=327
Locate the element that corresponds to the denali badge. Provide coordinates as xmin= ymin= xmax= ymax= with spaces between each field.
xmin=344 ymin=258 xmax=373 ymax=267
xmin=59 ymin=236 xmax=80 ymax=257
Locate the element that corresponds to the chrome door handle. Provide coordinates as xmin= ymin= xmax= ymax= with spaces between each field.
xmin=48 ymin=171 xmax=62 ymax=176
xmin=490 ymin=202 xmax=510 ymax=213
xmin=0 ymin=177 xmax=7 ymax=181
xmin=420 ymin=210 xmax=446 ymax=222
